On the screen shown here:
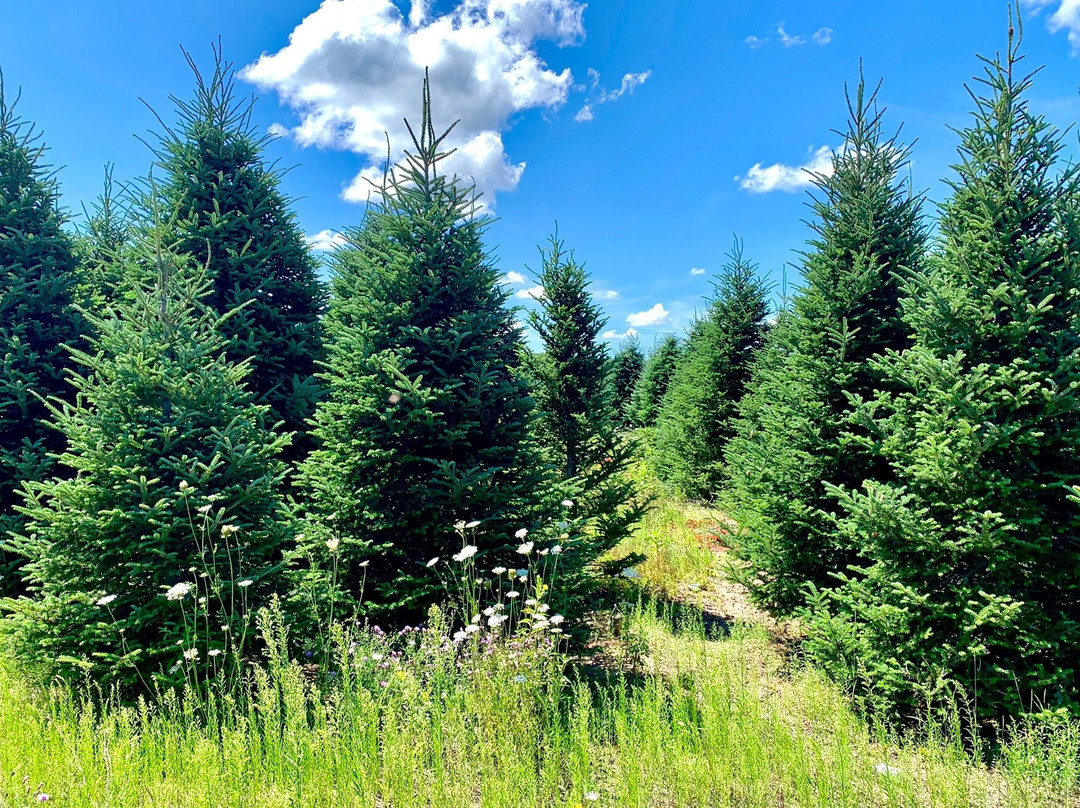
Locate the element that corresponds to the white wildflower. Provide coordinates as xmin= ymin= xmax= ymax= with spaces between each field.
xmin=453 ymin=630 xmax=468 ymax=642
xmin=514 ymin=528 xmax=529 ymax=539
xmin=237 ymin=579 xmax=254 ymax=588
xmin=178 ymin=480 xmax=190 ymax=491
xmin=452 ymin=545 xmax=478 ymax=562
xmin=487 ymin=614 xmax=508 ymax=628
xmin=506 ymin=591 xmax=520 ymax=599
xmin=465 ymin=520 xmax=481 ymax=529
xmin=326 ymin=537 xmax=340 ymax=552
xmin=483 ymin=606 xmax=495 ymax=617
xmin=196 ymin=504 xmax=213 ymax=514
xmin=561 ymin=499 xmax=574 ymax=508
xmin=183 ymin=648 xmax=199 ymax=661
xmin=208 ymin=649 xmax=222 ymax=657
xmin=492 ymin=566 xmax=507 ymax=575
xmin=551 ymin=544 xmax=563 ymax=555
xmin=426 ymin=557 xmax=439 ymax=568
xmin=165 ymin=581 xmax=193 ymax=601
xmin=516 ymin=541 xmax=534 ymax=555
xmin=549 ymin=614 xmax=565 ymax=625
xmin=359 ymin=560 xmax=370 ymax=568
xmin=221 ymin=524 xmax=240 ymax=536
xmin=584 ymin=792 xmax=599 ymax=802
xmin=464 ymin=624 xmax=480 ymax=635
xmin=96 ymin=594 xmax=117 ymax=607
xmin=454 ymin=520 xmax=466 ymax=532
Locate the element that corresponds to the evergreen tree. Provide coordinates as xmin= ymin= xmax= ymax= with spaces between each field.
xmin=0 ymin=76 xmax=86 ymax=597
xmin=2 ymin=233 xmax=293 ymax=692
xmin=153 ymin=49 xmax=326 ymax=462
xmin=610 ymin=336 xmax=645 ymax=427
xmin=810 ymin=32 xmax=1080 ymax=721
xmin=75 ymin=166 xmax=133 ymax=309
xmin=629 ymin=334 xmax=682 ymax=429
xmin=725 ymin=76 xmax=926 ymax=613
xmin=525 ymin=234 xmax=642 ymax=590
xmin=296 ymin=77 xmax=548 ymax=620
xmin=653 ymin=246 xmax=768 ymax=500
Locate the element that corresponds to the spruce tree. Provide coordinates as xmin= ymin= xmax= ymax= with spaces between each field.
xmin=725 ymin=76 xmax=926 ymax=613
xmin=811 ymin=31 xmax=1080 ymax=721
xmin=2 ymin=232 xmax=293 ymax=692
xmin=0 ymin=76 xmax=86 ymax=597
xmin=629 ymin=334 xmax=682 ymax=429
xmin=296 ymin=77 xmax=548 ymax=619
xmin=525 ymin=234 xmax=642 ymax=589
xmin=611 ymin=336 xmax=645 ymax=427
xmin=653 ymin=246 xmax=768 ymax=500
xmin=153 ymin=49 xmax=326 ymax=462
xmin=75 ymin=166 xmax=132 ymax=309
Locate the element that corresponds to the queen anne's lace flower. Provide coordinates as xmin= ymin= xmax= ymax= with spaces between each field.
xmin=165 ymin=582 xmax=193 ymax=601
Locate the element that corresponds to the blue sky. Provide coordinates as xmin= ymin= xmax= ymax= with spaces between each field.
xmin=3 ymin=0 xmax=1080 ymax=346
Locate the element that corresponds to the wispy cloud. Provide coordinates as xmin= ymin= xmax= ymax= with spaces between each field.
xmin=602 ymin=328 xmax=638 ymax=340
xmin=595 ymin=288 xmax=620 ymax=300
xmin=745 ymin=35 xmax=769 ymax=49
xmin=776 ymin=22 xmax=805 ymax=47
xmin=574 ymin=69 xmax=651 ymax=122
xmin=1023 ymin=0 xmax=1080 ymax=54
xmin=690 ymin=267 xmax=706 ymax=276
xmin=306 ymin=229 xmax=347 ymax=251
xmin=737 ymin=145 xmax=835 ymax=194
xmin=812 ymin=27 xmax=833 ymax=45
xmin=746 ymin=22 xmax=833 ymax=49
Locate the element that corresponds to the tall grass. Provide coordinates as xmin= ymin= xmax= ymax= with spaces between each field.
xmin=2 ymin=596 xmax=1077 ymax=807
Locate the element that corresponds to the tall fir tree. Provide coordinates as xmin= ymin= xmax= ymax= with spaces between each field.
xmin=296 ymin=76 xmax=549 ymax=620
xmin=152 ymin=48 xmax=326 ymax=462
xmin=2 ymin=229 xmax=293 ymax=692
xmin=629 ymin=334 xmax=682 ymax=429
xmin=809 ymin=30 xmax=1080 ymax=721
xmin=525 ymin=234 xmax=642 ymax=591
xmin=611 ymin=336 xmax=645 ymax=428
xmin=74 ymin=166 xmax=133 ymax=309
xmin=653 ymin=246 xmax=768 ymax=501
xmin=725 ymin=75 xmax=926 ymax=613
xmin=0 ymin=76 xmax=87 ymax=597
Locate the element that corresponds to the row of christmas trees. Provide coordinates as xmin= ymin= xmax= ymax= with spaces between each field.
xmin=0 ymin=54 xmax=635 ymax=691
xmin=617 ymin=30 xmax=1080 ymax=724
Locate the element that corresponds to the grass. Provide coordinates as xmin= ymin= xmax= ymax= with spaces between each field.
xmin=1 ymin=499 xmax=1078 ymax=807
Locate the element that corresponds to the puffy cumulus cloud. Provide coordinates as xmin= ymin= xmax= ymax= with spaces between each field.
xmin=690 ymin=267 xmax=706 ymax=276
xmin=574 ymin=69 xmax=651 ymax=123
xmin=502 ymin=270 xmax=527 ymax=284
xmin=306 ymin=228 xmax=348 ymax=251
xmin=737 ymin=145 xmax=834 ymax=194
xmin=516 ymin=284 xmax=546 ymax=300
xmin=627 ymin=303 xmax=670 ymax=328
xmin=242 ymin=0 xmax=586 ymax=209
xmin=1023 ymin=0 xmax=1080 ymax=53
xmin=602 ymin=328 xmax=637 ymax=340
xmin=595 ymin=288 xmax=619 ymax=300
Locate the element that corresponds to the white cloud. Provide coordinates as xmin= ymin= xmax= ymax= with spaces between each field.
xmin=242 ymin=0 xmax=586 ymax=209
xmin=586 ymin=67 xmax=601 ymax=88
xmin=812 ymin=27 xmax=833 ymax=46
xmin=503 ymin=271 xmax=527 ymax=284
xmin=268 ymin=122 xmax=290 ymax=138
xmin=602 ymin=328 xmax=638 ymax=340
xmin=306 ymin=228 xmax=347 ymax=251
xmin=745 ymin=35 xmax=769 ymax=49
xmin=627 ymin=303 xmax=670 ymax=328
xmin=690 ymin=267 xmax=706 ymax=276
xmin=777 ymin=22 xmax=805 ymax=47
xmin=516 ymin=284 xmax=546 ymax=300
xmin=595 ymin=289 xmax=619 ymax=300
xmin=738 ymin=145 xmax=835 ymax=194
xmin=574 ymin=69 xmax=651 ymax=123
xmin=1023 ymin=0 xmax=1080 ymax=53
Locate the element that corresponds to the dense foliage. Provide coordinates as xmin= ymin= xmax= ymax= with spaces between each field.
xmin=610 ymin=336 xmax=645 ymax=427
xmin=629 ymin=334 xmax=682 ymax=430
xmin=725 ymin=77 xmax=926 ymax=613
xmin=653 ymin=247 xmax=769 ymax=500
xmin=0 ymin=78 xmax=86 ymax=596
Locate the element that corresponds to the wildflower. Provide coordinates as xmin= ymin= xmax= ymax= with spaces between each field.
xmin=453 ymin=630 xmax=468 ymax=642
xmin=549 ymin=614 xmax=565 ymax=625
xmin=96 ymin=594 xmax=117 ymax=607
xmin=471 ymin=613 xmax=481 ymax=624
xmin=518 ymin=574 xmax=528 ymax=582
xmin=874 ymin=763 xmax=900 ymax=776
xmin=516 ymin=569 xmax=528 ymax=578
xmin=371 ymin=653 xmax=384 ymax=661
xmin=183 ymin=648 xmax=199 ymax=661
xmin=537 ymin=604 xmax=550 ymax=613
xmin=326 ymin=513 xmax=337 ymax=521
xmin=379 ymin=681 xmax=388 ymax=688
xmin=326 ymin=537 xmax=340 ymax=553
xmin=525 ymin=598 xmax=537 ymax=606
xmin=359 ymin=560 xmax=370 ymax=567
xmin=465 ymin=520 xmax=481 ymax=529
xmin=464 ymin=624 xmax=480 ymax=635
xmin=516 ymin=541 xmax=534 ymax=555
xmin=551 ymin=627 xmax=563 ymax=634
xmin=551 ymin=545 xmax=563 ymax=555
xmin=164 ymin=581 xmax=193 ymax=601
xmin=426 ymin=557 xmax=439 ymax=568
xmin=208 ymin=649 xmax=222 ymax=657
xmin=452 ymin=545 xmax=478 ymax=562
xmin=513 ymin=674 xmax=527 ymax=684
xmin=221 ymin=524 xmax=240 ymax=536
xmin=454 ymin=520 xmax=466 ymax=532
xmin=237 ymin=579 xmax=253 ymax=588
xmin=621 ymin=567 xmax=640 ymax=579
xmin=506 ymin=591 xmax=520 ymax=599
xmin=178 ymin=480 xmax=190 ymax=491
xmin=36 ymin=793 xmax=50 ymax=802
xmin=584 ymin=792 xmax=599 ymax=802
xmin=488 ymin=614 xmax=508 ymax=627
xmin=492 ymin=566 xmax=507 ymax=575
xmin=561 ymin=499 xmax=574 ymax=508
xmin=515 ymin=527 xmax=529 ymax=539
xmin=196 ymin=503 xmax=213 ymax=514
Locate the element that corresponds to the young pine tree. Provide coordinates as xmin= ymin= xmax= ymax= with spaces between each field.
xmin=296 ymin=77 xmax=548 ymax=620
xmin=610 ymin=336 xmax=645 ymax=427
xmin=811 ymin=32 xmax=1080 ymax=721
xmin=74 ymin=166 xmax=133 ymax=309
xmin=629 ymin=334 xmax=682 ymax=429
xmin=725 ymin=75 xmax=926 ymax=613
xmin=653 ymin=246 xmax=768 ymax=501
xmin=0 ymin=77 xmax=86 ymax=597
xmin=2 ymin=231 xmax=293 ymax=692
xmin=153 ymin=49 xmax=326 ymax=462
xmin=525 ymin=235 xmax=642 ymax=590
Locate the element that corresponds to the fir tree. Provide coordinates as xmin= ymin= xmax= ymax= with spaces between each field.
xmin=725 ymin=75 xmax=926 ymax=613
xmin=296 ymin=76 xmax=548 ymax=620
xmin=629 ymin=334 xmax=682 ymax=429
xmin=0 ymin=76 xmax=87 ymax=596
xmin=74 ymin=166 xmax=133 ymax=309
xmin=152 ymin=48 xmax=326 ymax=462
xmin=611 ymin=336 xmax=645 ymax=427
xmin=811 ymin=30 xmax=1080 ymax=721
xmin=653 ymin=246 xmax=768 ymax=501
xmin=525 ymin=234 xmax=642 ymax=591
xmin=2 ymin=231 xmax=293 ymax=692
